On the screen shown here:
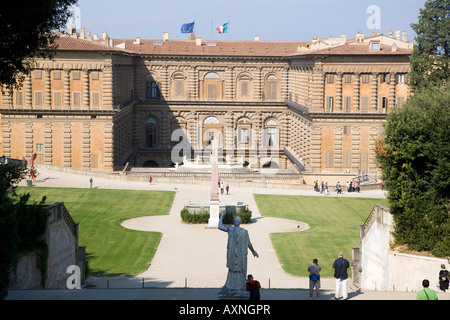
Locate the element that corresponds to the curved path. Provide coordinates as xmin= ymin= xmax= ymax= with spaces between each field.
xmin=121 ymin=184 xmax=310 ymax=289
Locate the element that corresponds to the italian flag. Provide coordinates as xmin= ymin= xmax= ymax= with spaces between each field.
xmin=216 ymin=22 xmax=229 ymax=34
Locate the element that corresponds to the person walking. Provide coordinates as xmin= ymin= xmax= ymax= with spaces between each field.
xmin=307 ymin=258 xmax=321 ymax=300
xmin=246 ymin=274 xmax=261 ymax=301
xmin=226 ymin=185 xmax=229 ymax=195
xmin=416 ymin=279 xmax=438 ymax=300
xmin=89 ymin=177 xmax=93 ymax=189
xmin=149 ymin=175 xmax=152 ymax=184
xmin=439 ymin=264 xmax=449 ymax=293
xmin=332 ymin=252 xmax=350 ymax=300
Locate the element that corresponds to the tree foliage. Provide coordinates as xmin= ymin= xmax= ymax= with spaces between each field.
xmin=375 ymin=85 xmax=450 ymax=256
xmin=409 ymin=0 xmax=450 ymax=92
xmin=0 ymin=163 xmax=48 ymax=300
xmin=0 ymin=0 xmax=77 ymax=89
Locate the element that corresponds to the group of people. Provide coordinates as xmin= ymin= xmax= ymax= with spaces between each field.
xmin=249 ymin=254 xmax=449 ymax=300
xmin=307 ymin=252 xmax=350 ymax=300
xmin=313 ymin=180 xmax=360 ymax=195
xmin=417 ymin=264 xmax=449 ymax=300
xmin=218 ymin=180 xmax=230 ymax=195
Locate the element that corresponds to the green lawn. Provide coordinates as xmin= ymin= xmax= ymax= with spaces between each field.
xmin=19 ymin=187 xmax=175 ymax=276
xmin=254 ymin=194 xmax=388 ymax=277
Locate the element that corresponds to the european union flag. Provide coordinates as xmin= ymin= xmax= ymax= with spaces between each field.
xmin=181 ymin=22 xmax=195 ymax=33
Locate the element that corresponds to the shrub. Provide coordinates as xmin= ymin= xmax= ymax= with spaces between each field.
xmin=180 ymin=207 xmax=252 ymax=224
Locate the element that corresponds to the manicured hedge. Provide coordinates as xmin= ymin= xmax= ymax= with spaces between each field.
xmin=180 ymin=207 xmax=252 ymax=224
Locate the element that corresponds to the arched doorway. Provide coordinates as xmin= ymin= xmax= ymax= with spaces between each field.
xmin=262 ymin=161 xmax=279 ymax=169
xmin=143 ymin=160 xmax=160 ymax=168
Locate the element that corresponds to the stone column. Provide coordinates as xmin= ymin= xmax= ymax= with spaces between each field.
xmin=2 ymin=86 xmax=11 ymax=108
xmin=104 ymin=122 xmax=114 ymax=171
xmin=281 ymin=67 xmax=289 ymax=100
xmin=370 ymin=73 xmax=378 ymax=111
xmin=351 ymin=126 xmax=360 ymax=172
xmin=311 ymin=66 xmax=324 ymax=112
xmin=334 ymin=126 xmax=343 ymax=171
xmin=225 ymin=66 xmax=234 ymax=100
xmin=2 ymin=121 xmax=11 ymax=157
xmin=83 ymin=69 xmax=90 ymax=109
xmin=25 ymin=74 xmax=32 ymax=109
xmin=388 ymin=73 xmax=396 ymax=111
xmin=63 ymin=122 xmax=71 ymax=167
xmin=25 ymin=122 xmax=33 ymax=160
xmin=335 ymin=72 xmax=343 ymax=111
xmin=102 ymin=64 xmax=113 ymax=109
xmin=353 ymin=73 xmax=360 ymax=111
xmin=82 ymin=123 xmax=90 ymax=169
xmin=63 ymin=69 xmax=70 ymax=109
xmin=44 ymin=69 xmax=51 ymax=109
xmin=254 ymin=67 xmax=263 ymax=100
xmin=44 ymin=123 xmax=52 ymax=164
xmin=310 ymin=126 xmax=322 ymax=172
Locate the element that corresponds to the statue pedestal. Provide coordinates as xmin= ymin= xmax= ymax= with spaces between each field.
xmin=217 ymin=286 xmax=250 ymax=300
xmin=208 ymin=201 xmax=220 ymax=228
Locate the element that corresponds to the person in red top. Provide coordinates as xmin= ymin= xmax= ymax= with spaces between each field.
xmin=246 ymin=274 xmax=261 ymax=300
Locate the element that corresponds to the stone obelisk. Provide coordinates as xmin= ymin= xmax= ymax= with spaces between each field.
xmin=208 ymin=134 xmax=220 ymax=227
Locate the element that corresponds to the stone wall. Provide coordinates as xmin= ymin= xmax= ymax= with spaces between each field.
xmin=9 ymin=202 xmax=86 ymax=289
xmin=353 ymin=205 xmax=447 ymax=292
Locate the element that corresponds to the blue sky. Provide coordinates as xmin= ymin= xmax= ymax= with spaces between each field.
xmin=75 ymin=0 xmax=425 ymax=42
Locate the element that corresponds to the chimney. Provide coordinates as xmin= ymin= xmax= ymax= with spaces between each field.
xmin=102 ymin=31 xmax=108 ymax=40
xmin=395 ymin=29 xmax=400 ymax=40
xmin=196 ymin=36 xmax=202 ymax=46
xmin=401 ymin=31 xmax=407 ymax=42
xmin=254 ymin=35 xmax=260 ymax=41
xmin=80 ymin=28 xmax=85 ymax=39
xmin=356 ymin=31 xmax=365 ymax=43
xmin=134 ymin=36 xmax=141 ymax=45
xmin=388 ymin=30 xmax=393 ymax=38
xmin=163 ymin=32 xmax=169 ymax=42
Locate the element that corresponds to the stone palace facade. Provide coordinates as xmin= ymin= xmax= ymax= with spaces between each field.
xmin=0 ymin=29 xmax=412 ymax=183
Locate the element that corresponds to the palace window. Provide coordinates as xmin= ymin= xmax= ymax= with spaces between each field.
xmin=264 ymin=74 xmax=278 ymax=100
xmin=265 ymin=119 xmax=277 ymax=147
xmin=145 ymin=118 xmax=158 ymax=148
xmin=326 ymin=96 xmax=334 ymax=112
xmin=238 ymin=128 xmax=249 ymax=143
xmin=146 ymin=74 xmax=160 ymax=100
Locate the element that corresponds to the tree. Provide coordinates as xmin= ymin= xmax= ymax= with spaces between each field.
xmin=0 ymin=0 xmax=77 ymax=89
xmin=0 ymin=163 xmax=48 ymax=299
xmin=375 ymin=85 xmax=450 ymax=256
xmin=409 ymin=0 xmax=450 ymax=91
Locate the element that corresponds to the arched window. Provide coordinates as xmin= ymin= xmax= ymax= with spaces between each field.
xmin=146 ymin=74 xmax=160 ymax=100
xmin=204 ymin=72 xmax=220 ymax=79
xmin=237 ymin=73 xmax=252 ymax=99
xmin=265 ymin=119 xmax=277 ymax=147
xmin=145 ymin=118 xmax=158 ymax=148
xmin=172 ymin=72 xmax=186 ymax=97
xmin=265 ymin=74 xmax=279 ymax=100
xmin=203 ymin=116 xmax=220 ymax=124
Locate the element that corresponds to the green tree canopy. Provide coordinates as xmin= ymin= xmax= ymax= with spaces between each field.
xmin=409 ymin=0 xmax=450 ymax=91
xmin=375 ymin=85 xmax=450 ymax=256
xmin=0 ymin=0 xmax=77 ymax=89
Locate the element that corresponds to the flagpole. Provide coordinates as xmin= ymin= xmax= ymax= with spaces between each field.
xmin=228 ymin=19 xmax=230 ymax=40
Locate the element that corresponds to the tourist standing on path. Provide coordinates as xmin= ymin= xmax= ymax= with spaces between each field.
xmin=89 ymin=177 xmax=93 ymax=189
xmin=226 ymin=185 xmax=229 ymax=195
xmin=308 ymin=258 xmax=321 ymax=300
xmin=416 ymin=279 xmax=438 ymax=300
xmin=332 ymin=252 xmax=350 ymax=300
xmin=246 ymin=274 xmax=261 ymax=301
xmin=439 ymin=264 xmax=449 ymax=292
xmin=149 ymin=175 xmax=152 ymax=184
